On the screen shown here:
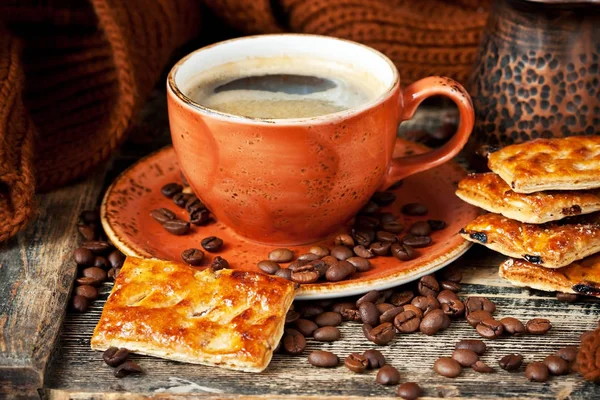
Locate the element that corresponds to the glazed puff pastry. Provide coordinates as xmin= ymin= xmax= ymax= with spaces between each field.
xmin=499 ymin=255 xmax=600 ymax=298
xmin=488 ymin=136 xmax=600 ymax=193
xmin=91 ymin=257 xmax=297 ymax=372
xmin=460 ymin=212 xmax=600 ymax=269
xmin=456 ymin=173 xmax=600 ymax=224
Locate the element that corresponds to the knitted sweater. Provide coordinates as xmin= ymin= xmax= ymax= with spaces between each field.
xmin=0 ymin=0 xmax=489 ymax=241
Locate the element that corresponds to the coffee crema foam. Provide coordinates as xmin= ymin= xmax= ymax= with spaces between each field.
xmin=183 ymin=56 xmax=386 ymax=119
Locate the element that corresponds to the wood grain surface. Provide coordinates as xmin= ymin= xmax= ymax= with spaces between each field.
xmin=44 ymin=247 xmax=600 ymax=399
xmin=0 ymin=172 xmax=105 ymax=399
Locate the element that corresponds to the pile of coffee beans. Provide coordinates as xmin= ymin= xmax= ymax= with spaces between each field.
xmin=102 ymin=347 xmax=143 ymax=378
xmin=70 ymin=210 xmax=126 ymax=313
xmin=255 ymin=193 xmax=447 ymax=285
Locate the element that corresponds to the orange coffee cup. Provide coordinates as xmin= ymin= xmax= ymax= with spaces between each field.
xmin=167 ymin=34 xmax=474 ymax=245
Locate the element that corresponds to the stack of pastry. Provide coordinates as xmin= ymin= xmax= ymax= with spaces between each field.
xmin=456 ymin=136 xmax=600 ymax=297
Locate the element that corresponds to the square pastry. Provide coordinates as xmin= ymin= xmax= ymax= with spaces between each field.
xmin=91 ymin=257 xmax=297 ymax=372
xmin=456 ymin=172 xmax=600 ymax=224
xmin=488 ymin=136 xmax=600 ymax=193
xmin=460 ymin=212 xmax=600 ymax=269
xmin=500 ymin=255 xmax=600 ymax=298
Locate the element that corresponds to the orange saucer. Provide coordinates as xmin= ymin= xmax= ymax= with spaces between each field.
xmin=101 ymin=139 xmax=478 ymax=299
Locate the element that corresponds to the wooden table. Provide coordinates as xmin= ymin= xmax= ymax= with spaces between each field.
xmin=1 ymin=91 xmax=599 ymax=399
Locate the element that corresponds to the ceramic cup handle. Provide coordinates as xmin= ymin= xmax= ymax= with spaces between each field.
xmin=379 ymin=76 xmax=474 ymax=190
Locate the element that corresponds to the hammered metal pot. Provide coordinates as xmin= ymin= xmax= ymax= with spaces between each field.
xmin=467 ymin=0 xmax=600 ymax=158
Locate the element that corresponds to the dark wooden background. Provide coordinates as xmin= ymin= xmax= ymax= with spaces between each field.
xmin=1 ymin=89 xmax=599 ymax=399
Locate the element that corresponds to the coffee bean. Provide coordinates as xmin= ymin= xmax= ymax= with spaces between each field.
xmin=353 ymin=245 xmax=374 ymax=259
xmin=269 ymin=248 xmax=294 ymax=263
xmin=211 ymin=256 xmax=229 ymax=270
xmin=314 ymin=312 xmax=342 ymax=327
xmin=466 ymin=310 xmax=493 ymax=328
xmin=402 ymin=203 xmax=428 ymax=216
xmin=556 ymin=292 xmax=578 ymax=303
xmin=93 ymin=255 xmax=109 ymax=269
xmin=291 ymin=264 xmax=320 ymax=284
xmin=345 ymin=353 xmax=369 ymax=373
xmin=428 ymin=219 xmax=447 ymax=231
xmin=441 ymin=299 xmax=465 ymax=318
xmin=254 ymin=260 xmax=279 ymax=275
xmin=363 ymin=349 xmax=386 ymax=369
xmin=366 ymin=241 xmax=388 ymax=256
xmin=371 ymin=191 xmax=396 ymax=206
xmin=544 ymin=355 xmax=569 ymax=375
xmin=321 ymin=255 xmax=338 ymax=267
xmin=440 ymin=280 xmax=461 ymax=292
xmin=452 ymin=349 xmax=479 ymax=367
xmin=82 ymin=267 xmax=107 ymax=283
xmin=201 ymin=236 xmax=223 ymax=252
xmin=325 ymin=260 xmax=355 ymax=282
xmin=360 ymin=200 xmax=380 ymax=215
xmin=410 ymin=221 xmax=432 ymax=236
xmin=380 ymin=306 xmax=404 ymax=324
xmin=103 ymin=347 xmax=129 ymax=367
xmin=77 ymin=224 xmax=97 ymax=241
xmin=330 ymin=245 xmax=354 ymax=261
xmin=108 ymin=250 xmax=125 ymax=269
xmin=285 ymin=310 xmax=300 ymax=324
xmin=403 ymin=304 xmax=424 ymax=319
xmin=161 ymin=182 xmax=183 ymax=198
xmin=74 ymin=247 xmax=95 ymax=266
xmin=369 ymin=322 xmax=395 ymax=345
xmin=185 ymin=196 xmax=205 ymax=213
xmin=75 ymin=285 xmax=98 ymax=300
xmin=308 ymin=350 xmax=339 ymax=367
xmin=420 ymin=309 xmax=447 ymax=335
xmin=297 ymin=253 xmax=320 ymax=262
xmin=163 ymin=219 xmax=190 ymax=235
xmin=397 ymin=382 xmax=421 ymax=400
xmin=114 ymin=360 xmax=143 ymax=378
xmin=295 ymin=319 xmax=318 ymax=337
xmin=72 ymin=295 xmax=89 ymax=312
xmin=381 ymin=221 xmax=404 ymax=233
xmin=376 ymin=365 xmax=400 ymax=385
xmin=346 ymin=257 xmax=371 ymax=272
xmin=80 ymin=210 xmax=99 ymax=224
xmin=108 ymin=267 xmax=121 ymax=280
xmin=472 ymin=361 xmax=494 ymax=373
xmin=390 ymin=290 xmax=414 ymax=306
xmin=352 ymin=228 xmax=375 ymax=247
xmin=476 ymin=318 xmax=504 ymax=339
xmin=418 ymin=275 xmax=440 ymax=297
xmin=401 ymin=234 xmax=432 ymax=248
xmin=440 ymin=266 xmax=462 ymax=283
xmin=456 ymin=339 xmax=486 ymax=355
xmin=356 ymin=290 xmax=380 ymax=306
xmin=500 ymin=317 xmax=525 ymax=336
xmin=355 ymin=215 xmax=380 ymax=230
xmin=313 ymin=326 xmax=341 ymax=342
xmin=275 ymin=269 xmax=291 ymax=280
xmin=379 ymin=212 xmax=397 ymax=224
xmin=172 ymin=192 xmax=190 ymax=208
xmin=437 ymin=289 xmax=459 ymax=304
xmin=334 ymin=234 xmax=354 ymax=247
xmin=391 ymin=243 xmax=417 ymax=261
xmin=557 ymin=346 xmax=578 ymax=362
xmin=526 ymin=318 xmax=552 ymax=335
xmin=394 ymin=310 xmax=421 ymax=333
xmin=434 ymin=357 xmax=462 ymax=378
xmin=375 ymin=230 xmax=397 ymax=243
xmin=306 ymin=246 xmax=328 ymax=258
xmin=359 ymin=302 xmax=380 ymax=326
xmin=288 ymin=259 xmax=309 ymax=272
xmin=181 ymin=248 xmax=204 ymax=266
xmin=362 ymin=323 xmax=374 ymax=339
xmin=525 ymin=362 xmax=549 ymax=382
xmin=412 ymin=295 xmax=440 ymax=314
xmin=150 ymin=208 xmax=176 ymax=224
xmin=464 ymin=297 xmax=496 ymax=315
xmin=376 ymin=303 xmax=395 ymax=314
xmin=189 ymin=209 xmax=210 ymax=226
xmin=283 ymin=329 xmax=306 ymax=355
xmin=81 ymin=240 xmax=113 ymax=254
xmin=332 ymin=301 xmax=355 ymax=314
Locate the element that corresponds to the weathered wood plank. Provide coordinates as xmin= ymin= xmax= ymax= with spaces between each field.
xmin=0 ymin=170 xmax=105 ymax=399
xmin=43 ymin=247 xmax=600 ymax=399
